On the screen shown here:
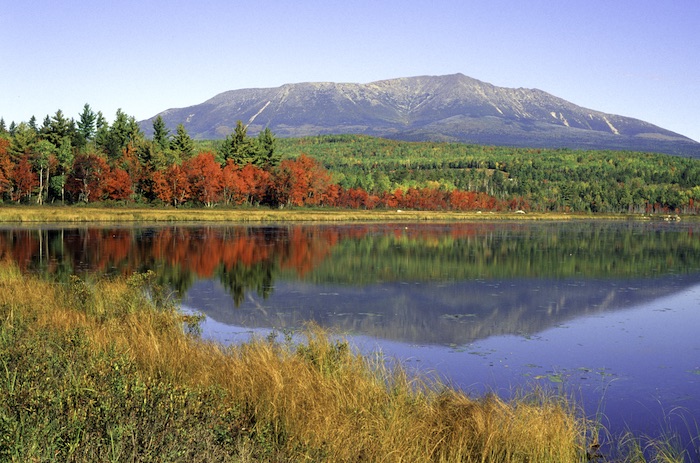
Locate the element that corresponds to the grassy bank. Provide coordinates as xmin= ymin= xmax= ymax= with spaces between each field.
xmin=0 ymin=262 xmax=594 ymax=462
xmin=0 ymin=204 xmax=674 ymax=223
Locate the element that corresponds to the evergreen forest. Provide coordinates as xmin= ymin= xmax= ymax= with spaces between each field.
xmin=1 ymin=107 xmax=699 ymax=214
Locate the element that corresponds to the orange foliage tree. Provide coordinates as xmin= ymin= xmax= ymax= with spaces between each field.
xmin=0 ymin=137 xmax=13 ymax=198
xmin=184 ymin=152 xmax=222 ymax=207
xmin=273 ymin=153 xmax=332 ymax=207
xmin=66 ymin=152 xmax=110 ymax=203
xmin=153 ymin=164 xmax=191 ymax=206
xmin=11 ymin=157 xmax=38 ymax=203
xmin=105 ymin=167 xmax=133 ymax=201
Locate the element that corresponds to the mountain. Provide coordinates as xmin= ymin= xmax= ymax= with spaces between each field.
xmin=140 ymin=74 xmax=700 ymax=157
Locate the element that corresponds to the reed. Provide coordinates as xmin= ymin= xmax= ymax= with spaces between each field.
xmin=0 ymin=261 xmax=612 ymax=462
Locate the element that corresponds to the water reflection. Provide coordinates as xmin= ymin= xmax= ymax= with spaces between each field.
xmin=3 ymin=221 xmax=699 ymax=346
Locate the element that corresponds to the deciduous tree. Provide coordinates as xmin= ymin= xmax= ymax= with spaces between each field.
xmin=104 ymin=167 xmax=133 ymax=201
xmin=184 ymin=152 xmax=222 ymax=207
xmin=12 ymin=157 xmax=38 ymax=203
xmin=66 ymin=152 xmax=110 ymax=203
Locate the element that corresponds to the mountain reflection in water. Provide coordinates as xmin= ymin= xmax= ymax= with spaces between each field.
xmin=185 ymin=275 xmax=697 ymax=346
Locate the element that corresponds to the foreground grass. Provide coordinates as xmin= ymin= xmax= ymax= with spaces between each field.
xmin=0 ymin=204 xmax=667 ymax=223
xmin=0 ymin=262 xmax=594 ymax=462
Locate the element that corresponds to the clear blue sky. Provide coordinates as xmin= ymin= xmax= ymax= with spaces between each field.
xmin=2 ymin=1 xmax=699 ymax=142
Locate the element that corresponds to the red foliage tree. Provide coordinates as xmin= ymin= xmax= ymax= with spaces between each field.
xmin=274 ymin=153 xmax=332 ymax=207
xmin=153 ymin=164 xmax=191 ymax=206
xmin=104 ymin=167 xmax=133 ymax=201
xmin=11 ymin=156 xmax=38 ymax=203
xmin=66 ymin=152 xmax=110 ymax=203
xmin=221 ymin=160 xmax=246 ymax=205
xmin=151 ymin=170 xmax=172 ymax=205
xmin=184 ymin=152 xmax=222 ymax=207
xmin=0 ymin=138 xmax=13 ymax=198
xmin=448 ymin=190 xmax=477 ymax=211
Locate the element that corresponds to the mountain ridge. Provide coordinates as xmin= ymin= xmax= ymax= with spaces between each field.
xmin=141 ymin=73 xmax=700 ymax=157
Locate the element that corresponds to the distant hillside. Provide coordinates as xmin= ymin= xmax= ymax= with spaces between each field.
xmin=140 ymin=74 xmax=700 ymax=157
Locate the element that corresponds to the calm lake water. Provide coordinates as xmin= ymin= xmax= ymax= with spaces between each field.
xmin=4 ymin=221 xmax=700 ymax=451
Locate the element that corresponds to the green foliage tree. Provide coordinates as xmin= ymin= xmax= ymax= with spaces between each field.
xmin=152 ymin=115 xmax=170 ymax=151
xmin=51 ymin=136 xmax=74 ymax=203
xmin=219 ymin=120 xmax=258 ymax=165
xmin=103 ymin=109 xmax=143 ymax=162
xmin=76 ymin=103 xmax=97 ymax=149
xmin=9 ymin=123 xmax=38 ymax=160
xmin=170 ymin=124 xmax=194 ymax=160
xmin=33 ymin=139 xmax=55 ymax=204
xmin=257 ymin=127 xmax=279 ymax=167
xmin=28 ymin=115 xmax=38 ymax=133
xmin=43 ymin=110 xmax=76 ymax=149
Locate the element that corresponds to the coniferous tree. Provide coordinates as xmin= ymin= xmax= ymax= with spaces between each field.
xmin=45 ymin=110 xmax=75 ymax=148
xmin=40 ymin=116 xmax=50 ymax=135
xmin=28 ymin=116 xmax=38 ymax=133
xmin=9 ymin=121 xmax=17 ymax=136
xmin=170 ymin=124 xmax=194 ymax=160
xmin=0 ymin=118 xmax=6 ymax=134
xmin=219 ymin=120 xmax=257 ymax=165
xmin=94 ymin=111 xmax=109 ymax=151
xmin=152 ymin=115 xmax=170 ymax=151
xmin=77 ymin=103 xmax=97 ymax=148
xmin=9 ymin=123 xmax=37 ymax=159
xmin=257 ymin=127 xmax=279 ymax=167
xmin=105 ymin=109 xmax=143 ymax=161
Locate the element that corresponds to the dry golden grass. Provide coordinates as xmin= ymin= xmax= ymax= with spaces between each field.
xmin=0 ymin=261 xmax=593 ymax=462
xmin=0 ymin=204 xmax=645 ymax=224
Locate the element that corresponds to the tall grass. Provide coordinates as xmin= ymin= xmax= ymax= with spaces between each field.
xmin=0 ymin=260 xmax=595 ymax=461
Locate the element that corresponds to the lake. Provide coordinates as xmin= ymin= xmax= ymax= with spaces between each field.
xmin=3 ymin=220 xmax=700 ymax=451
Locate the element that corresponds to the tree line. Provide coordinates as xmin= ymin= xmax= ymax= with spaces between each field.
xmin=276 ymin=135 xmax=700 ymax=214
xmin=0 ymin=107 xmax=510 ymax=211
xmin=1 ymin=109 xmax=699 ymax=213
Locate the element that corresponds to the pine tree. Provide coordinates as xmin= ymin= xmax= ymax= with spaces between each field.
xmin=152 ymin=115 xmax=170 ymax=151
xmin=94 ymin=111 xmax=109 ymax=152
xmin=77 ymin=103 xmax=97 ymax=147
xmin=257 ymin=127 xmax=279 ymax=167
xmin=28 ymin=116 xmax=38 ymax=133
xmin=0 ymin=118 xmax=6 ymax=134
xmin=170 ymin=124 xmax=194 ymax=159
xmin=45 ymin=110 xmax=75 ymax=148
xmin=219 ymin=120 xmax=257 ymax=165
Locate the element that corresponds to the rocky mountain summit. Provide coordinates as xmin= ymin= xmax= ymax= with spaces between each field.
xmin=141 ymin=74 xmax=700 ymax=157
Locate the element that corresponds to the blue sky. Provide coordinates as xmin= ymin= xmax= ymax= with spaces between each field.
xmin=2 ymin=1 xmax=699 ymax=142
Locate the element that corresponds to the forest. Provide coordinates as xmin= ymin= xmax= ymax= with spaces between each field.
xmin=1 ymin=106 xmax=699 ymax=213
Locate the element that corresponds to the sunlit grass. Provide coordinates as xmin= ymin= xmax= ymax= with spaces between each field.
xmin=0 ymin=204 xmax=652 ymax=223
xmin=1 ymin=260 xmax=693 ymax=461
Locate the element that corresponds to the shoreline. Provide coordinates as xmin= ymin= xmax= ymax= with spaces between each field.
xmin=0 ymin=205 xmax=688 ymax=224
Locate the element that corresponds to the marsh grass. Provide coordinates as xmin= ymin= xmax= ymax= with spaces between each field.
xmin=6 ymin=260 xmax=683 ymax=462
xmin=0 ymin=204 xmax=644 ymax=224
